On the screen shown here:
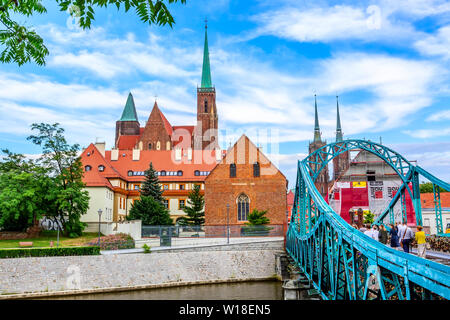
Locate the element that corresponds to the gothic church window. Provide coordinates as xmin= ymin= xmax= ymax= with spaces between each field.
xmin=253 ymin=162 xmax=260 ymax=177
xmin=237 ymin=194 xmax=250 ymax=221
xmin=230 ymin=163 xmax=236 ymax=177
xmin=204 ymin=99 xmax=208 ymax=113
xmin=148 ymin=143 xmax=152 ymax=150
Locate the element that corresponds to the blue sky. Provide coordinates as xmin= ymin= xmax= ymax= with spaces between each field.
xmin=1 ymin=0 xmax=450 ymax=187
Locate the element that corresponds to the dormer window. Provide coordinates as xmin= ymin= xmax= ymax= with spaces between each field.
xmin=177 ymin=170 xmax=183 ymax=176
xmin=128 ymin=170 xmax=133 ymax=176
xmin=194 ymin=170 xmax=200 ymax=176
xmin=98 ymin=165 xmax=105 ymax=172
xmin=85 ymin=165 xmax=92 ymax=172
xmin=160 ymin=170 xmax=166 ymax=176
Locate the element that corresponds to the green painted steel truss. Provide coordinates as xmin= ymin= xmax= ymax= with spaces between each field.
xmin=286 ymin=139 xmax=450 ymax=300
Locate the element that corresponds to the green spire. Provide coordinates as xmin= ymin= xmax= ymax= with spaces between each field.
xmin=119 ymin=92 xmax=138 ymax=122
xmin=336 ymin=95 xmax=343 ymax=142
xmin=201 ymin=21 xmax=213 ymax=89
xmin=313 ymin=95 xmax=322 ymax=143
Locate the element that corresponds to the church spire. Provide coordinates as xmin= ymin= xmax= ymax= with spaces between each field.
xmin=313 ymin=94 xmax=322 ymax=143
xmin=336 ymin=95 xmax=343 ymax=142
xmin=119 ymin=92 xmax=138 ymax=122
xmin=201 ymin=19 xmax=213 ymax=89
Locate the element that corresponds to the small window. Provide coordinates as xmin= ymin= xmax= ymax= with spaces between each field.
xmin=163 ymin=184 xmax=169 ymax=190
xmin=134 ymin=185 xmax=139 ymax=190
xmin=194 ymin=170 xmax=200 ymax=176
xmin=163 ymin=199 xmax=169 ymax=209
xmin=253 ymin=162 xmax=260 ymax=177
xmin=128 ymin=170 xmax=133 ymax=176
xmin=85 ymin=165 xmax=92 ymax=172
xmin=204 ymin=99 xmax=208 ymax=113
xmin=160 ymin=170 xmax=166 ymax=176
xmin=230 ymin=163 xmax=236 ymax=178
xmin=98 ymin=165 xmax=105 ymax=172
xmin=148 ymin=143 xmax=152 ymax=150
xmin=179 ymin=199 xmax=185 ymax=209
xmin=179 ymin=184 xmax=185 ymax=190
xmin=177 ymin=170 xmax=183 ymax=176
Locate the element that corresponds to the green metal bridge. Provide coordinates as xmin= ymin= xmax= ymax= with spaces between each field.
xmin=286 ymin=139 xmax=450 ymax=300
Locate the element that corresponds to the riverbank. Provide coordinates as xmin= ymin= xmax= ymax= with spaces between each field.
xmin=0 ymin=244 xmax=284 ymax=299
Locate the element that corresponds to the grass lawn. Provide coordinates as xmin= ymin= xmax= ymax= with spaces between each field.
xmin=0 ymin=231 xmax=99 ymax=249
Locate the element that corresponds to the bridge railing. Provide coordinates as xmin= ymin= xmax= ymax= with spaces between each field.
xmin=286 ymin=139 xmax=450 ymax=300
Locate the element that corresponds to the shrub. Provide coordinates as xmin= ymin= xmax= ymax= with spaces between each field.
xmin=85 ymin=233 xmax=135 ymax=250
xmin=0 ymin=246 xmax=100 ymax=259
xmin=142 ymin=243 xmax=151 ymax=253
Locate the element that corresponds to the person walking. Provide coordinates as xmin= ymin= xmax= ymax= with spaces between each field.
xmin=389 ymin=223 xmax=400 ymax=250
xmin=378 ymin=224 xmax=388 ymax=244
xmin=415 ymin=226 xmax=427 ymax=258
xmin=359 ymin=224 xmax=368 ymax=233
xmin=371 ymin=225 xmax=379 ymax=241
xmin=399 ymin=222 xmax=414 ymax=253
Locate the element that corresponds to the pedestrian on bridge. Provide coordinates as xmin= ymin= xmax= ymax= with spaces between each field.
xmin=399 ymin=222 xmax=414 ymax=253
xmin=378 ymin=225 xmax=388 ymax=244
xmin=415 ymin=226 xmax=427 ymax=258
xmin=389 ymin=224 xmax=400 ymax=249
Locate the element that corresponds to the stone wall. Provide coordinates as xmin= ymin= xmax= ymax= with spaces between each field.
xmin=0 ymin=249 xmax=282 ymax=298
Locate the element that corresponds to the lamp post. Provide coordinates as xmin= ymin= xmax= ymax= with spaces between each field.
xmin=226 ymin=203 xmax=230 ymax=244
xmin=97 ymin=209 xmax=103 ymax=247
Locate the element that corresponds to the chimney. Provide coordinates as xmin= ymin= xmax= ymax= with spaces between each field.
xmin=132 ymin=148 xmax=140 ymax=161
xmin=111 ymin=148 xmax=119 ymax=161
xmin=95 ymin=141 xmax=105 ymax=157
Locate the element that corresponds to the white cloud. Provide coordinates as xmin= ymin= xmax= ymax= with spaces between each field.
xmin=403 ymin=127 xmax=450 ymax=138
xmin=427 ymin=109 xmax=450 ymax=122
xmin=415 ymin=25 xmax=450 ymax=60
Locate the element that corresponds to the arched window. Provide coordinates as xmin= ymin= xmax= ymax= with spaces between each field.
xmin=98 ymin=165 xmax=105 ymax=172
xmin=230 ymin=163 xmax=236 ymax=178
xmin=160 ymin=170 xmax=166 ymax=176
xmin=128 ymin=170 xmax=133 ymax=176
xmin=148 ymin=143 xmax=152 ymax=150
xmin=85 ymin=165 xmax=92 ymax=172
xmin=156 ymin=141 xmax=161 ymax=150
xmin=194 ymin=170 xmax=200 ymax=176
xmin=237 ymin=194 xmax=250 ymax=221
xmin=253 ymin=162 xmax=260 ymax=177
xmin=177 ymin=170 xmax=183 ymax=176
xmin=166 ymin=141 xmax=171 ymax=150
xmin=204 ymin=99 xmax=208 ymax=113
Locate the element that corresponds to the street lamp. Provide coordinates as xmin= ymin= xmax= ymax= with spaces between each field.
xmin=226 ymin=203 xmax=230 ymax=244
xmin=97 ymin=209 xmax=103 ymax=247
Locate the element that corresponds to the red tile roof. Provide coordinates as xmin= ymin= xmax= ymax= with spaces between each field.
xmin=116 ymin=135 xmax=140 ymax=150
xmin=81 ymin=147 xmax=220 ymax=186
xmin=80 ymin=144 xmax=121 ymax=189
xmin=421 ymin=192 xmax=450 ymax=208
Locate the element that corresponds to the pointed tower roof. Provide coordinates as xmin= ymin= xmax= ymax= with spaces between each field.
xmin=313 ymin=95 xmax=322 ymax=143
xmin=145 ymin=101 xmax=173 ymax=136
xmin=119 ymin=92 xmax=139 ymax=122
xmin=201 ymin=21 xmax=213 ymax=89
xmin=336 ymin=95 xmax=343 ymax=142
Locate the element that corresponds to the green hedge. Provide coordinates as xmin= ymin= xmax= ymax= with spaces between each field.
xmin=0 ymin=246 xmax=100 ymax=259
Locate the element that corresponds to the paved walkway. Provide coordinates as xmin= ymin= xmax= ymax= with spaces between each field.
xmin=410 ymin=248 xmax=450 ymax=266
xmin=101 ymin=237 xmax=284 ymax=255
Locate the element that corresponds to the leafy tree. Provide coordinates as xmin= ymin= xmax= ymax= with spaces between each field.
xmin=0 ymin=149 xmax=54 ymax=231
xmin=27 ymin=122 xmax=90 ymax=237
xmin=246 ymin=209 xmax=270 ymax=225
xmin=177 ymin=184 xmax=204 ymax=226
xmin=140 ymin=162 xmax=164 ymax=203
xmin=128 ymin=196 xmax=173 ymax=225
xmin=0 ymin=0 xmax=186 ymax=66
xmin=419 ymin=182 xmax=447 ymax=194
xmin=363 ymin=211 xmax=375 ymax=225
xmin=241 ymin=209 xmax=271 ymax=236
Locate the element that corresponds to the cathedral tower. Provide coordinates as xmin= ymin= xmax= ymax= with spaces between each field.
xmin=194 ymin=22 xmax=218 ymax=150
xmin=115 ymin=92 xmax=140 ymax=148
xmin=308 ymin=95 xmax=329 ymax=199
xmin=332 ymin=96 xmax=349 ymax=180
